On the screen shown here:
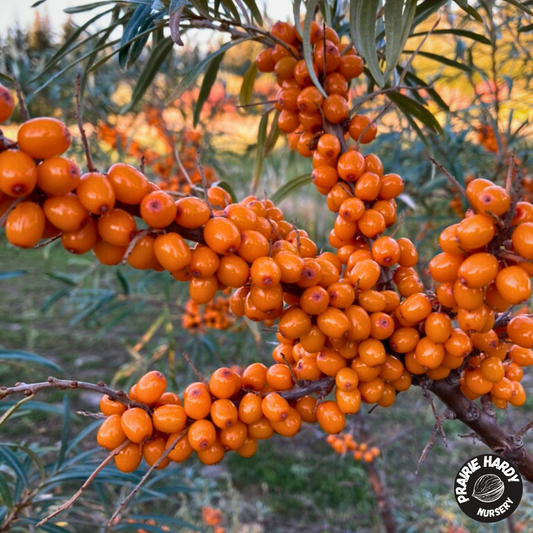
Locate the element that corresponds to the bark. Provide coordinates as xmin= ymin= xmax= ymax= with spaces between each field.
xmin=365 ymin=460 xmax=398 ymax=533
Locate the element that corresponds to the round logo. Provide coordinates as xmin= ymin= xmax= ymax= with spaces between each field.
xmin=454 ymin=454 xmax=523 ymax=523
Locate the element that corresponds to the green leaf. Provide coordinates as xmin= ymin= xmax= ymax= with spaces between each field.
xmin=501 ymin=0 xmax=533 ymax=16
xmin=403 ymin=107 xmax=435 ymax=157
xmin=0 ymin=270 xmax=26 ymax=281
xmin=251 ymin=112 xmax=269 ymax=194
xmin=388 ymin=92 xmax=443 ymax=134
xmin=384 ymin=0 xmax=406 ymax=80
xmin=410 ymin=28 xmax=490 ymax=44
xmin=123 ymin=37 xmax=174 ymax=112
xmin=0 ymin=447 xmax=28 ymax=487
xmin=166 ymin=38 xmax=252 ymax=103
xmin=0 ymin=350 xmax=62 ymax=371
xmin=302 ymin=0 xmax=328 ymax=98
xmin=264 ymin=110 xmax=280 ymax=155
xmin=401 ymin=69 xmax=449 ymax=111
xmin=18 ymin=519 xmax=71 ymax=533
xmin=0 ymin=473 xmax=13 ymax=508
xmin=453 ymin=0 xmax=484 ymax=22
xmin=271 ymin=173 xmax=313 ymax=204
xmin=193 ymin=52 xmax=225 ymax=127
xmin=518 ymin=23 xmax=533 ymax=33
xmin=0 ymin=396 xmax=34 ymax=428
xmin=403 ymin=50 xmax=472 ymax=72
xmin=355 ymin=0 xmax=385 ymax=86
xmin=242 ymin=0 xmax=263 ymax=26
xmin=63 ymin=1 xmax=120 ymax=13
xmin=0 ymin=73 xmax=15 ymax=83
xmin=56 ymin=396 xmax=71 ymax=469
xmin=239 ymin=61 xmax=257 ymax=106
xmin=413 ymin=0 xmax=448 ymax=28
xmin=211 ymin=181 xmax=237 ymax=203
xmin=293 ymin=0 xmax=303 ymax=38
xmin=2 ymin=443 xmax=46 ymax=484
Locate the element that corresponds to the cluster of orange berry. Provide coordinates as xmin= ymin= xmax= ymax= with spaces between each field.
xmin=476 ymin=123 xmax=502 ymax=154
xmin=201 ymin=507 xmax=226 ymax=533
xmin=182 ymin=295 xmax=236 ymax=331
xmin=428 ymin=178 xmax=533 ymax=406
xmin=326 ymin=433 xmax=380 ymax=463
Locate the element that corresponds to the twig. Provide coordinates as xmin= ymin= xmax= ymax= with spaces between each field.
xmin=0 ymin=376 xmax=146 ymax=410
xmin=140 ymin=154 xmax=145 ymax=174
xmin=0 ymin=195 xmax=26 ymax=228
xmin=428 ymin=157 xmax=467 ymax=200
xmin=355 ymin=102 xmax=392 ymax=149
xmin=121 ymin=229 xmax=153 ymax=266
xmin=196 ymin=148 xmax=214 ymax=215
xmin=516 ymin=420 xmax=533 ymax=439
xmin=37 ymin=440 xmax=130 ymax=527
xmin=108 ymin=430 xmax=188 ymax=526
xmin=182 ymin=351 xmax=209 ymax=387
xmin=13 ymin=80 xmax=29 ymax=122
xmin=33 ymin=234 xmax=61 ymax=249
xmin=236 ymin=99 xmax=279 ymax=109
xmin=421 ymin=382 xmax=447 ymax=445
xmin=234 ymin=0 xmax=252 ymax=26
xmin=75 ymin=74 xmax=96 ymax=173
xmin=76 ymin=410 xmax=106 ymax=419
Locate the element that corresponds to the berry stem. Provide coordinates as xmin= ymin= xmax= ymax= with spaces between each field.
xmin=75 ymin=74 xmax=96 ymax=173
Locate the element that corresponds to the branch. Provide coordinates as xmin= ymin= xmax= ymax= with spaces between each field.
xmin=428 ymin=157 xmax=467 ymax=200
xmin=75 ymin=74 xmax=96 ymax=173
xmin=13 ymin=80 xmax=29 ymax=122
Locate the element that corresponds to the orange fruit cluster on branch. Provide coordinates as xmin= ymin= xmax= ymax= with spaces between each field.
xmin=182 ymin=294 xmax=237 ymax=331
xmin=0 ymin=17 xmax=532 ymax=472
xmin=326 ymin=433 xmax=380 ymax=463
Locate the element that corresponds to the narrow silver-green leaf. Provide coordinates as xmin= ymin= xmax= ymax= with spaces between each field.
xmin=193 ymin=52 xmax=225 ymax=127
xmin=410 ymin=28 xmax=491 ymax=45
xmin=403 ymin=50 xmax=472 ymax=72
xmin=356 ymin=0 xmax=385 ymax=86
xmin=0 ymin=270 xmax=26 ymax=281
xmin=0 ymin=396 xmax=34 ymax=428
xmin=0 ymin=350 xmax=62 ymax=371
xmin=453 ymin=0 xmax=484 ymax=22
xmin=384 ymin=0 xmax=406 ymax=80
xmin=302 ymin=0 xmax=327 ymax=98
xmin=501 ymin=0 xmax=533 ymax=16
xmin=242 ymin=0 xmax=263 ymax=26
xmin=271 ymin=173 xmax=313 ymax=204
xmin=239 ymin=61 xmax=257 ymax=106
xmin=388 ymin=92 xmax=442 ymax=135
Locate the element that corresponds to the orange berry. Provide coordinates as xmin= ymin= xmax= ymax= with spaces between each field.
xmin=496 ymin=265 xmax=531 ymax=304
xmin=480 ymin=356 xmax=505 ymax=383
xmin=317 ymin=307 xmax=350 ymax=339
xmin=399 ymin=293 xmax=432 ymax=324
xmin=0 ymin=149 xmax=38 ymax=197
xmin=77 ymin=172 xmax=116 ymax=215
xmin=424 ymin=313 xmax=452 ymax=344
xmin=175 ymin=197 xmax=210 ymax=228
xmin=97 ymin=208 xmax=137 ymax=247
xmin=337 ymin=150 xmax=365 ymax=182
xmin=153 ymin=232 xmax=191 ymax=272
xmin=237 ymin=437 xmax=258 ymax=458
xmin=358 ymin=209 xmax=386 ymax=238
xmin=18 ymin=117 xmax=71 ymax=159
xmin=414 ymin=337 xmax=445 ymax=369
xmin=140 ymin=191 xmax=177 ymax=228
xmin=97 ymin=414 xmax=127 ymax=450
xmin=0 ymin=85 xmax=14 ymax=123
xmin=474 ymin=185 xmax=511 ymax=216
xmin=271 ymin=406 xmax=302 ymax=437
xmin=238 ymin=392 xmax=263 ymax=425
xmin=152 ymin=404 xmax=187 ymax=434
xmin=358 ymin=339 xmax=386 ymax=367
xmin=322 ymin=94 xmax=349 ymax=124
xmin=211 ymin=398 xmax=239 ymax=428
xmin=507 ymin=316 xmax=533 ymax=348
xmin=36 ymin=157 xmax=80 ymax=196
xmin=256 ymin=48 xmax=275 ymax=72
xmin=43 ymin=193 xmax=88 ymax=232
xmin=464 ymin=368 xmax=493 ymax=395
xmin=128 ymin=235 xmax=158 ymax=270
xmin=183 ymin=382 xmax=212 ymax=419
xmin=247 ymin=416 xmax=275 ymax=440
xmin=99 ymin=395 xmax=127 ymax=416
xmin=372 ymin=236 xmax=400 ymax=266
xmin=266 ymin=364 xmax=294 ymax=391
xmin=458 ymin=253 xmax=499 ymax=288
xmin=316 ymin=401 xmax=345 ymax=434
xmin=121 ymin=407 xmax=153 ymax=443
xmin=316 ymin=348 xmax=347 ymax=376
xmin=143 ymin=437 xmax=170 ymax=469
xmin=262 ymin=392 xmax=290 ymax=422
xmin=313 ymin=39 xmax=341 ymax=73
xmin=155 ymin=392 xmax=182 ymax=407
xmin=429 ymin=252 xmax=464 ymax=282
xmin=512 ymin=222 xmax=533 ymax=260
xmin=188 ymin=419 xmax=216 ymax=452
xmin=217 ymin=255 xmax=250 ymax=288
xmin=166 ymin=432 xmax=194 ymax=462
xmin=349 ymin=115 xmax=377 ymax=144
xmin=242 ymin=363 xmax=268 ymax=391
xmin=203 ymin=217 xmax=241 ymax=255
xmin=115 ymin=442 xmax=142 ymax=473
xmin=338 ymin=54 xmax=364 ymax=79
xmin=389 ymin=327 xmax=420 ymax=353
xmin=456 ymin=214 xmax=495 ymax=249
xmin=107 ymin=163 xmax=149 ymax=205
xmin=5 ymin=202 xmax=45 ymax=248
xmin=136 ymin=371 xmax=167 ymax=406
xmin=209 ymin=367 xmax=240 ymax=399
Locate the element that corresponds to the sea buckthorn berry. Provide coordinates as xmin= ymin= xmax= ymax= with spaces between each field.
xmin=464 ymin=368 xmax=493 ymax=396
xmin=414 ymin=337 xmax=445 ymax=369
xmin=372 ymin=236 xmax=400 ymax=266
xmin=316 ymin=348 xmax=347 ymax=376
xmin=251 ymin=256 xmax=281 ymax=288
xmin=271 ymin=407 xmax=302 ymax=437
xmin=316 ymin=401 xmax=345 ymax=434
xmin=136 ymin=371 xmax=167 ymax=406
xmin=358 ymin=209 xmax=386 ymax=238
xmin=100 ymin=395 xmax=127 ymax=416
xmin=456 ymin=214 xmax=495 ymax=249
xmin=256 ymin=48 xmax=275 ymax=72
xmin=121 ymin=407 xmax=153 ymax=443
xmin=338 ymin=54 xmax=364 ymax=79
xmin=436 ymin=282 xmax=457 ymax=309
xmin=211 ymin=399 xmax=239 ymax=429
xmin=349 ymin=115 xmax=377 ymax=144
xmin=335 ymin=367 xmax=359 ymax=392
xmin=322 ymin=94 xmax=349 ymax=124
xmin=491 ymin=378 xmax=514 ymax=401
xmin=473 ymin=185 xmax=511 ymax=216
xmin=466 ymin=178 xmax=492 ymax=206
xmin=248 ymin=416 xmax=275 ymax=440
xmin=428 ymin=252 xmax=464 ymax=282
xmin=152 ymin=404 xmax=187 ymax=434
xmin=295 ymin=355 xmax=322 ymax=381
xmin=312 ymin=165 xmax=338 ymax=189
xmin=77 ymin=172 xmax=115 ymax=215
xmin=107 ymin=163 xmax=149 ymax=205
xmin=217 ymin=255 xmax=250 ymax=288
xmin=167 ymin=432 xmax=194 ymax=462
xmin=97 ymin=414 xmax=127 ymax=450
xmin=359 ymin=339 xmax=386 ymax=367
xmin=328 ymin=282 xmax=355 ymax=309
xmin=506 ymin=363 xmax=524 ymax=382
xmin=225 ymin=204 xmax=257 ymax=232
xmin=301 ymin=325 xmax=326 ymax=352
xmin=300 ymin=285 xmax=330 ymax=315
xmin=238 ymin=393 xmax=263 ymax=425
xmin=0 ymin=149 xmax=38 ymax=197
xmin=348 ymin=259 xmax=381 ymax=290
xmin=453 ymin=280 xmax=485 ymax=311
xmin=44 ymin=193 xmax=90 ymax=232
xmin=369 ymin=312 xmax=395 ymax=340
xmin=513 ymin=203 xmax=533 ymax=225
xmin=204 ymin=217 xmax=241 ymax=255
xmin=266 ymin=364 xmax=294 ymax=390
xmin=337 ymin=150 xmax=365 ymax=182
xmin=396 ymin=238 xmax=418 ymax=267
xmin=275 ymin=56 xmax=297 ymax=80
xmin=509 ymin=345 xmax=533 ymax=367
xmin=237 ymin=437 xmax=258 ymax=458
xmin=249 ymin=283 xmax=283 ymax=312
xmin=220 ymin=420 xmax=248 ymax=450
xmin=278 ymin=110 xmax=300 ymax=133
xmin=61 ymin=218 xmax=98 ymax=254
xmin=183 ymin=382 xmax=212 ymax=419
xmin=242 ymin=363 xmax=268 ymax=391
xmin=458 ymin=253 xmax=499 ymax=288
xmin=0 ymin=85 xmax=14 ymax=123
xmin=512 ymin=223 xmax=533 ymax=260
xmin=373 ymin=200 xmax=397 ymax=227
xmin=509 ymin=382 xmax=527 ymax=407
xmin=297 ymin=86 xmax=323 ymax=112
xmin=128 ymin=235 xmax=157 ymax=270
xmin=389 ymin=327 xmax=420 ymax=354
xmin=237 ymin=230 xmax=269 ymax=263
xmin=97 ymin=209 xmax=137 ymax=247
xmin=153 ymin=232 xmax=191 ymax=272
xmin=379 ymin=355 xmax=404 ymax=382
xmin=377 ymin=384 xmax=396 ymax=407
xmin=37 ymin=157 xmax=80 ymax=195
xmin=292 ymin=397 xmax=317 ymax=424
xmin=378 ymin=174 xmax=404 ymax=200
xmin=317 ymin=307 xmax=350 ymax=339
xmin=405 ymin=351 xmax=426 ymax=375
xmin=207 ymin=186 xmax=232 ymax=209
xmin=444 ymin=328 xmax=473 ymax=358
xmin=457 ymin=305 xmax=492 ymax=334
xmin=359 ymin=378 xmax=385 ymax=403
xmin=278 ymin=87 xmax=300 ymax=112
xmin=262 ymin=393 xmax=290 ymax=422
xmin=358 ymin=290 xmax=386 ymax=313
xmin=424 ymin=313 xmax=452 ymax=344
xmin=313 ymin=39 xmax=341 ymax=73
xmin=173 ymin=197 xmax=210 ymax=229
xmin=317 ymin=133 xmax=341 ymax=159
xmin=18 ymin=117 xmax=71 ymax=159
xmin=496 ymin=266 xmax=531 ymax=304
xmin=189 ymin=245 xmax=219 ymax=278
xmin=156 ymin=392 xmax=182 ymax=407
xmin=439 ymin=224 xmax=462 ymax=255
xmin=5 ymin=202 xmax=45 ymax=248
xmin=115 ymin=442 xmax=142 ymax=473
xmin=382 ymin=290 xmax=400 ymax=313
xmin=480 ymin=356 xmax=505 ymax=383
xmin=507 ymin=316 xmax=533 ymax=349
xmin=140 ymin=190 xmax=177 ymax=228
xmin=188 ymin=419 xmax=217 ymax=452
xmin=339 ymin=197 xmax=365 ymax=223
xmin=210 ymin=367 xmax=240 ymax=399
xmin=143 ymin=437 xmax=170 ymax=469
xmin=355 ymin=172 xmax=381 ymax=202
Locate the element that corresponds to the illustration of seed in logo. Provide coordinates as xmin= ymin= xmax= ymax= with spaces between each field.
xmin=472 ymin=474 xmax=505 ymax=503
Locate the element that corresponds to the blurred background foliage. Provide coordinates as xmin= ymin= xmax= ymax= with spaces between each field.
xmin=1 ymin=0 xmax=533 ymax=532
